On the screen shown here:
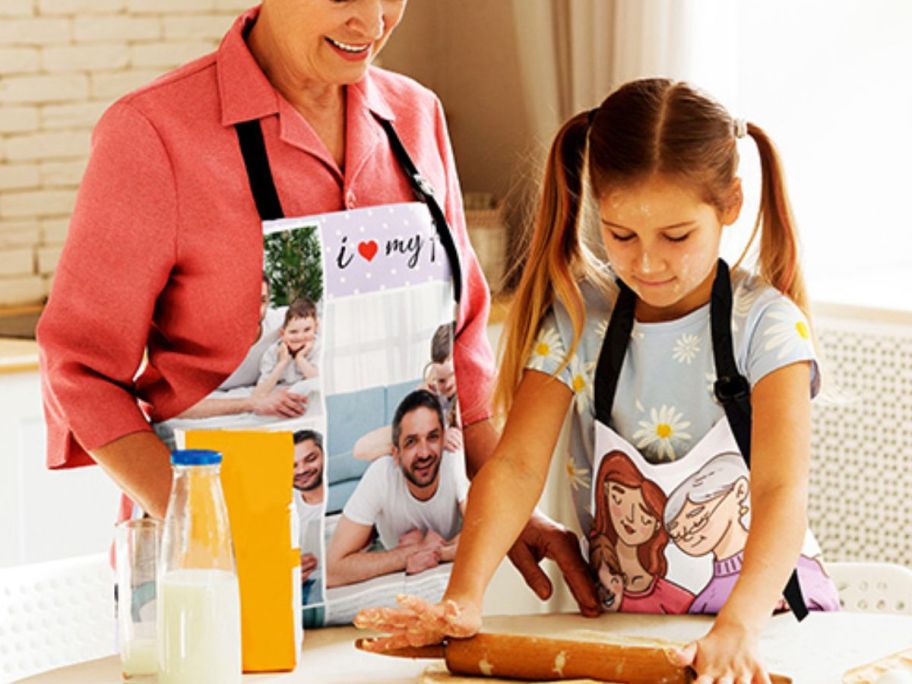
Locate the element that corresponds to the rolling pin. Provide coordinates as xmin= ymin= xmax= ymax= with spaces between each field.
xmin=356 ymin=632 xmax=792 ymax=683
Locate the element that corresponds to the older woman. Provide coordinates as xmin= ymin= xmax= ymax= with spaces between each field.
xmin=38 ymin=0 xmax=596 ymax=614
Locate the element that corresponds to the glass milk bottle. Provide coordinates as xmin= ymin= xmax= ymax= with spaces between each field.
xmin=158 ymin=449 xmax=242 ymax=684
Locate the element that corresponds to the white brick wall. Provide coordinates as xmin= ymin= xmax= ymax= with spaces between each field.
xmin=0 ymin=2 xmax=239 ymax=306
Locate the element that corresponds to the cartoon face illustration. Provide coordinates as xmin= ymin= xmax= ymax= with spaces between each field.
xmin=664 ymin=453 xmax=751 ymax=560
xmin=598 ymin=565 xmax=625 ymax=611
xmin=605 ymin=480 xmax=662 ymax=546
xmin=589 ymin=534 xmax=625 ymax=613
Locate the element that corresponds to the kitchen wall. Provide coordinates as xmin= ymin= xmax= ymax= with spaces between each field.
xmin=0 ymin=0 xmax=248 ymax=307
xmin=380 ymin=1 xmax=541 ymax=203
xmin=380 ymin=1 xmax=547 ymax=282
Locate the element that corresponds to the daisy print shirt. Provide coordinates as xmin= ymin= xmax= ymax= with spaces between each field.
xmin=526 ymin=268 xmax=820 ymax=537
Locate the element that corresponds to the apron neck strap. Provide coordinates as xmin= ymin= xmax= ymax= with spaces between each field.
xmin=235 ymin=119 xmax=284 ymax=221
xmin=373 ymin=116 xmax=463 ymax=305
xmin=709 ymin=259 xmax=752 ymax=465
xmin=593 ymin=279 xmax=636 ymax=425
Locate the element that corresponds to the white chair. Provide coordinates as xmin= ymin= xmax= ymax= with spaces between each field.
xmin=0 ymin=553 xmax=116 ymax=683
xmin=828 ymin=561 xmax=912 ymax=615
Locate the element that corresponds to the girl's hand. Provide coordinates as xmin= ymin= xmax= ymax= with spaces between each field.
xmin=353 ymin=595 xmax=480 ymax=652
xmin=277 ymin=343 xmax=292 ymax=364
xmin=668 ymin=622 xmax=770 ymax=684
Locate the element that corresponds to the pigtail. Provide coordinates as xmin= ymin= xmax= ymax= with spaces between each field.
xmin=745 ymin=122 xmax=809 ymax=317
xmin=493 ymin=111 xmax=591 ymax=418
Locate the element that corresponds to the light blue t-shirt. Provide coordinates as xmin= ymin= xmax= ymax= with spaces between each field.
xmin=526 ymin=268 xmax=819 ymax=537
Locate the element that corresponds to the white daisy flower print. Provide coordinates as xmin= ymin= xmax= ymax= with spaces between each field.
xmin=632 ymin=405 xmax=692 ymax=461
xmin=672 ymin=333 xmax=701 ymax=364
xmin=593 ymin=317 xmax=609 ymax=342
xmin=569 ymin=357 xmax=596 ymax=415
xmin=527 ymin=325 xmax=565 ymax=371
xmin=763 ymin=309 xmax=812 ymax=359
xmin=731 ymin=276 xmax=764 ymax=333
xmin=565 ymin=457 xmax=591 ymax=492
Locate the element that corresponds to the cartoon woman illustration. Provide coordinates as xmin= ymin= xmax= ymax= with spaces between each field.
xmin=664 ymin=452 xmax=840 ymax=613
xmin=589 ymin=533 xmax=624 ymax=612
xmin=664 ymin=453 xmax=752 ymax=613
xmin=592 ymin=451 xmax=694 ymax=614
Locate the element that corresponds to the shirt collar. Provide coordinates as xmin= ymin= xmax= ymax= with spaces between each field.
xmin=217 ymin=7 xmax=396 ymax=126
xmin=217 ymin=7 xmax=279 ymax=127
xmin=349 ymin=68 xmax=395 ymax=122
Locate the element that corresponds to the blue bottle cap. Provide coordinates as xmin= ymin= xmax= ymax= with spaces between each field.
xmin=170 ymin=449 xmax=222 ymax=466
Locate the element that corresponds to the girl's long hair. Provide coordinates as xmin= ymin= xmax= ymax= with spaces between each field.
xmin=495 ymin=78 xmax=808 ymax=416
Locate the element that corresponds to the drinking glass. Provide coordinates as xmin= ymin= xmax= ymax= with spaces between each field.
xmin=115 ymin=518 xmax=160 ymax=679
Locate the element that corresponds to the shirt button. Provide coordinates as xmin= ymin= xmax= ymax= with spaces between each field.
xmin=346 ymin=190 xmax=356 ymax=209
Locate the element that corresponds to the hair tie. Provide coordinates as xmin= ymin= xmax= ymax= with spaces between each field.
xmin=733 ymin=118 xmax=748 ymax=139
xmin=587 ymin=107 xmax=598 ymax=127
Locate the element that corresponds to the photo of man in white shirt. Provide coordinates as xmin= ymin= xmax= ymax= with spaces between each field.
xmin=326 ymin=390 xmax=468 ymax=587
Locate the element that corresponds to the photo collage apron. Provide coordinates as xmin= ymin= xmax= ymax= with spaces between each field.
xmin=161 ymin=116 xmax=466 ymax=627
xmin=588 ymin=260 xmax=840 ymax=617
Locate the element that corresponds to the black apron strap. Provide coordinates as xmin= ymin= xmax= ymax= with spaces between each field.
xmin=710 ymin=260 xmax=752 ymax=464
xmin=709 ymin=259 xmax=809 ymax=621
xmin=374 ymin=117 xmax=463 ymax=305
xmin=593 ymin=280 xmax=636 ymax=425
xmin=235 ymin=119 xmax=284 ymax=221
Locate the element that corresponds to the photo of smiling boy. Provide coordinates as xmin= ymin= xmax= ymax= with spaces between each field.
xmin=258 ymin=298 xmax=320 ymax=393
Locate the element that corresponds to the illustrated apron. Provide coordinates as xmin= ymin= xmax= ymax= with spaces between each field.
xmin=162 ymin=115 xmax=469 ymax=633
xmin=589 ymin=260 xmax=839 ymax=618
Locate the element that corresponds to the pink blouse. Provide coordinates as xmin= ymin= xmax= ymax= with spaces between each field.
xmin=37 ymin=8 xmax=495 ymax=469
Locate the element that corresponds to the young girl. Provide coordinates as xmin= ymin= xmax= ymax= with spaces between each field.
xmin=355 ymin=78 xmax=839 ymax=681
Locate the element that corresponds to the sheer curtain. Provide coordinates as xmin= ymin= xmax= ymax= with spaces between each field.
xmin=511 ymin=0 xmax=737 ymax=140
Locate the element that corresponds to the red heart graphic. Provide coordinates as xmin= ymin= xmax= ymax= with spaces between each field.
xmin=358 ymin=240 xmax=378 ymax=262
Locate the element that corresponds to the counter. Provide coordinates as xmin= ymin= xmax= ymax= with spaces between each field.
xmin=18 ymin=611 xmax=912 ymax=683
xmin=0 ymin=337 xmax=39 ymax=373
xmin=0 ymin=304 xmax=41 ymax=373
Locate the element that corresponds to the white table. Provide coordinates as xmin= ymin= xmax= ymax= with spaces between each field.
xmin=18 ymin=611 xmax=912 ymax=683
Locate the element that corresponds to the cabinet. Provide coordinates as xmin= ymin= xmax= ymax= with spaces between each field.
xmin=0 ymin=368 xmax=120 ymax=568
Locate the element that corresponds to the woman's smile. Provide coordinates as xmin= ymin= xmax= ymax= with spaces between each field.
xmin=325 ymin=36 xmax=372 ymax=61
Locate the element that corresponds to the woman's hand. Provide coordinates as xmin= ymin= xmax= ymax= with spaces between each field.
xmin=354 ymin=595 xmax=480 ymax=652
xmin=507 ymin=510 xmax=600 ymax=617
xmin=668 ymin=621 xmax=770 ymax=684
